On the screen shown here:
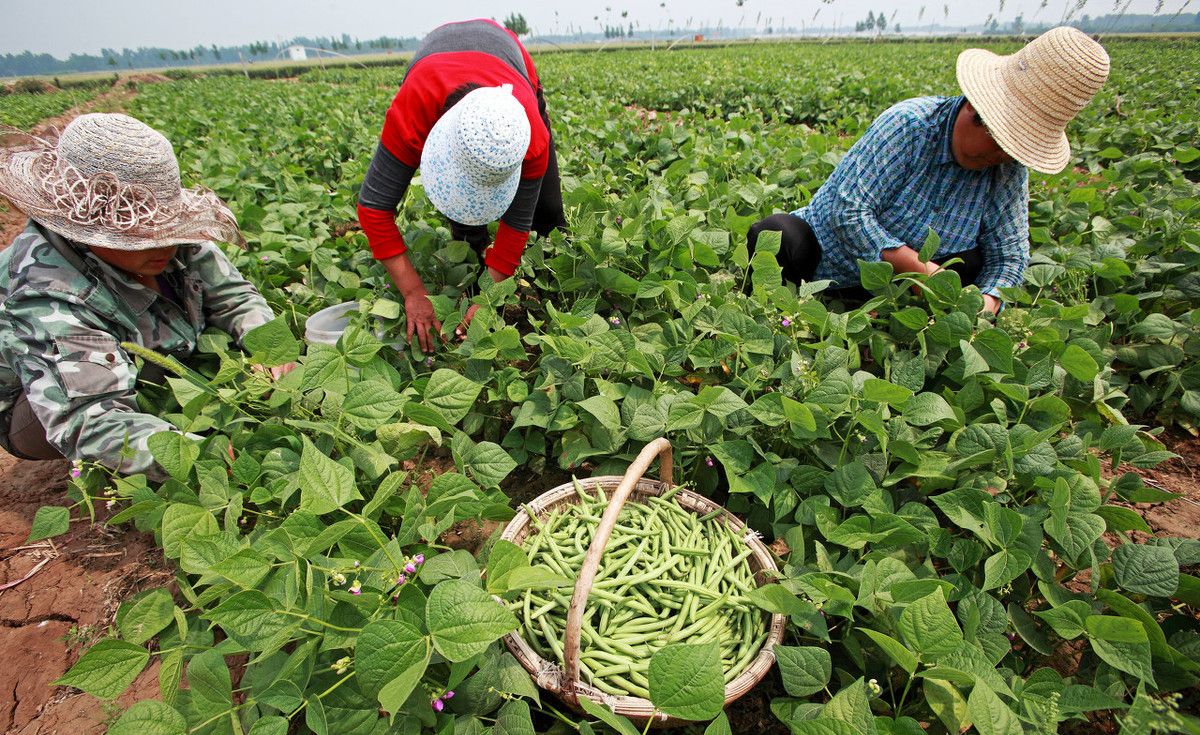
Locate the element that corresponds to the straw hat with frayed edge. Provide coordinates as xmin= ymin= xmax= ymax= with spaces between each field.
xmin=421 ymin=84 xmax=531 ymax=226
xmin=0 ymin=113 xmax=242 ymax=251
xmin=956 ymin=26 xmax=1109 ymax=175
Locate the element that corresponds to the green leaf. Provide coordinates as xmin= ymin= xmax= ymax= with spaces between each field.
xmin=578 ymin=696 xmax=641 ymax=735
xmin=493 ymin=699 xmax=537 ymax=735
xmin=967 ymin=681 xmax=1022 ymax=735
xmin=859 ymin=259 xmax=895 ymax=291
xmin=982 ymin=549 xmax=1031 ymax=591
xmin=1111 ymin=543 xmax=1180 ymax=597
xmin=1059 ymin=344 xmax=1099 ymax=382
xmin=862 ymin=378 xmax=913 ymax=407
xmin=860 ymin=629 xmax=918 ymax=674
xmin=904 ymin=392 xmax=957 ymax=426
xmin=187 ymin=648 xmax=232 ymax=707
xmin=419 ymin=549 xmax=479 ymax=584
xmin=53 ymin=639 xmax=149 ymax=700
xmin=648 ymin=642 xmax=725 ymax=721
xmin=577 ymin=395 xmax=622 ymax=433
xmin=898 ymin=588 xmax=962 ymax=657
xmin=378 ymin=646 xmax=432 ymax=714
xmin=918 ymin=227 xmax=941 ymax=263
xmin=822 ymin=678 xmax=875 ymax=734
xmin=356 ymin=620 xmax=429 ymax=697
xmin=774 ymin=645 xmax=832 ymax=696
xmin=426 ymin=579 xmax=517 ymax=662
xmin=106 ymin=700 xmax=186 ymax=735
xmin=147 ymin=432 xmax=200 ymax=481
xmin=246 ymin=717 xmax=289 ymax=735
xmin=116 ymin=588 xmax=174 ymax=645
xmin=298 ymin=436 xmax=361 ymax=515
xmin=1034 ymin=600 xmax=1092 ymax=640
xmin=207 ymin=590 xmax=297 ymax=651
xmin=341 ymin=380 xmax=405 ymax=429
xmin=26 ymin=505 xmax=70 ymax=543
xmin=423 ymin=369 xmax=483 ymax=424
xmin=704 ymin=712 xmax=733 ymax=735
xmin=243 ymin=317 xmax=300 ymax=366
xmin=1086 ymin=615 xmax=1156 ymax=685
xmin=160 ymin=504 xmax=217 ymax=560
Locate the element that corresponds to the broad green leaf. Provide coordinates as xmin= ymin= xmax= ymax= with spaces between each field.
xmin=982 ymin=549 xmax=1031 ymax=590
xmin=898 ymin=588 xmax=962 ymax=657
xmin=419 ymin=549 xmax=479 ymax=584
xmin=1059 ymin=345 xmax=1099 ymax=382
xmin=493 ymin=699 xmax=536 ymax=735
xmin=862 ymin=378 xmax=913 ymax=406
xmin=356 ymin=620 xmax=429 ymax=697
xmin=924 ymin=678 xmax=969 ymax=735
xmin=207 ymin=590 xmax=297 ymax=651
xmin=905 ymin=392 xmax=957 ymax=426
xmin=187 ymin=648 xmax=232 ymax=707
xmin=116 ymin=588 xmax=175 ymax=645
xmin=298 ymin=436 xmax=361 ymax=515
xmin=705 ymin=712 xmax=733 ymax=735
xmin=53 ymin=639 xmax=149 ymax=700
xmin=341 ymin=380 xmax=405 ymax=429
xmin=246 ymin=717 xmax=290 ymax=735
xmin=578 ymin=696 xmax=641 ymax=735
xmin=822 ymin=678 xmax=875 ymax=734
xmin=426 ymin=579 xmax=518 ymax=662
xmin=1034 ymin=600 xmax=1092 ymax=639
xmin=26 ymin=505 xmax=70 ymax=543
xmin=1111 ymin=543 xmax=1179 ymax=597
xmin=106 ymin=700 xmax=186 ymax=735
xmin=147 ymin=432 xmax=200 ymax=481
xmin=968 ymin=681 xmax=1022 ymax=735
xmin=774 ymin=645 xmax=831 ymax=696
xmin=378 ymin=646 xmax=432 ymax=715
xmin=243 ymin=317 xmax=300 ymax=366
xmin=1086 ymin=615 xmax=1156 ymax=686
xmin=577 ymin=394 xmax=622 ymax=433
xmin=859 ymin=259 xmax=895 ymax=291
xmin=160 ymin=504 xmax=218 ymax=559
xmin=423 ymin=369 xmax=483 ymax=424
xmin=648 ymin=642 xmax=725 ymax=721
xmin=860 ymin=628 xmax=917 ymax=674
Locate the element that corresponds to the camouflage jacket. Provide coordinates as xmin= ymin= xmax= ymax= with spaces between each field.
xmin=0 ymin=220 xmax=273 ymax=480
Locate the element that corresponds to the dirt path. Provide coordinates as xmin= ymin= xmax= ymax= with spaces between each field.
xmin=0 ymin=453 xmax=169 ymax=734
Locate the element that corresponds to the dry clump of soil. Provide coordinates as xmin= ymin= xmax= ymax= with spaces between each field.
xmin=0 ymin=453 xmax=171 ymax=733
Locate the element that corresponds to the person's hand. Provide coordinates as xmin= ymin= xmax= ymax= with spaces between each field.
xmin=251 ymin=362 xmax=297 ymax=381
xmin=456 ymin=304 xmax=482 ymax=341
xmin=403 ymin=287 xmax=443 ymax=353
xmin=981 ymin=294 xmax=1001 ymax=314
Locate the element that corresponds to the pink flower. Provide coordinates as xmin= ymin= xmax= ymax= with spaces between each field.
xmin=610 ymin=316 xmax=621 ymax=326
xmin=70 ymin=467 xmax=82 ymax=479
xmin=780 ymin=317 xmax=791 ymax=327
xmin=349 ymin=581 xmax=361 ymax=595
xmin=442 ymin=690 xmax=455 ymax=700
xmin=414 ymin=554 xmax=425 ymax=564
xmin=404 ymin=562 xmax=416 ymax=574
xmin=424 ymin=357 xmax=434 ymax=368
xmin=705 ymin=457 xmax=714 ymax=467
xmin=396 ymin=574 xmax=406 ymax=586
xmin=432 ymin=699 xmax=444 ymax=712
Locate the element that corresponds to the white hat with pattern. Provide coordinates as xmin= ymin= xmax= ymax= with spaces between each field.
xmin=420 ymin=84 xmax=530 ymax=226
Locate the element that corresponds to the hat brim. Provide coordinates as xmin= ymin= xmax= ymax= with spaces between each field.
xmin=956 ymin=48 xmax=1071 ymax=175
xmin=0 ymin=132 xmax=243 ymax=250
xmin=420 ymin=104 xmax=521 ymax=227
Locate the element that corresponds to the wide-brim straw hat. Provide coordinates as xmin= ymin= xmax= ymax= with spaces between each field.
xmin=420 ymin=84 xmax=530 ymax=226
xmin=0 ymin=113 xmax=242 ymax=250
xmin=957 ymin=26 xmax=1109 ymax=175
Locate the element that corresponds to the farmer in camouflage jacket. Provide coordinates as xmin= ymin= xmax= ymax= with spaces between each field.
xmin=0 ymin=113 xmax=281 ymax=481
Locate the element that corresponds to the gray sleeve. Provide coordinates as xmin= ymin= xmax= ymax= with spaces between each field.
xmin=359 ymin=142 xmax=417 ymax=212
xmin=499 ymin=176 xmax=542 ymax=233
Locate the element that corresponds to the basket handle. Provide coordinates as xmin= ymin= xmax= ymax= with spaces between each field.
xmin=562 ymin=437 xmax=673 ymax=702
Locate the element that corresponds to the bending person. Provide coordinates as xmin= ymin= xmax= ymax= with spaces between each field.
xmin=0 ymin=113 xmax=286 ymax=481
xmin=748 ymin=27 xmax=1109 ymax=313
xmin=357 ymin=18 xmax=567 ymax=352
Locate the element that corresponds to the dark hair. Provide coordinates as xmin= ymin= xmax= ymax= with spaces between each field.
xmin=441 ymin=82 xmax=484 ymax=115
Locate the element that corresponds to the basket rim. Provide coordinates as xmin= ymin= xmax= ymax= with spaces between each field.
xmin=497 ymin=474 xmax=787 ymax=721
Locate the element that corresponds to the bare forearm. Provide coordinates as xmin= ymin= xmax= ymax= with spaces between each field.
xmin=381 ymin=252 xmax=426 ymax=297
xmin=881 ymin=245 xmax=937 ymax=276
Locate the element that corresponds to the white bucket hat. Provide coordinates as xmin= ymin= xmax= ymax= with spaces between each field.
xmin=420 ymin=84 xmax=531 ymax=226
xmin=0 ymin=113 xmax=241 ymax=250
xmin=956 ymin=26 xmax=1109 ymax=175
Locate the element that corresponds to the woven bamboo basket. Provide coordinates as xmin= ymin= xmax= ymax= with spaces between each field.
xmin=498 ymin=438 xmax=787 ymax=726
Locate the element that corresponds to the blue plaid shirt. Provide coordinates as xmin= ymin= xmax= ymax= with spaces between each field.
xmin=795 ymin=96 xmax=1029 ymax=297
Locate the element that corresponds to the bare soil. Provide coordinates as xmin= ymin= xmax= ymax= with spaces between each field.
xmin=0 ymin=453 xmax=170 ymax=734
xmin=1109 ymin=430 xmax=1200 ymax=541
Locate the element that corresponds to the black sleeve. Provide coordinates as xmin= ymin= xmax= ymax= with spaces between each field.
xmin=359 ymin=142 xmax=416 ymax=211
xmin=499 ymin=176 xmax=543 ymax=233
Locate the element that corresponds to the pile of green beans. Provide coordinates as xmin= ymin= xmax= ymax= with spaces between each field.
xmin=516 ymin=480 xmax=769 ymax=700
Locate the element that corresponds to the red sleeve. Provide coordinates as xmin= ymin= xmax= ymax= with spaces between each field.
xmin=484 ymin=221 xmax=531 ymax=276
xmin=380 ymin=82 xmax=437 ymax=168
xmin=357 ymin=203 xmax=407 ymax=260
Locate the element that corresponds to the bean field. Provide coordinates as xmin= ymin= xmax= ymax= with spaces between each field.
xmin=7 ymin=37 xmax=1200 ymax=735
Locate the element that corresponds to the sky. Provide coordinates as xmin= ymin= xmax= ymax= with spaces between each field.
xmin=1 ymin=0 xmax=1188 ymax=58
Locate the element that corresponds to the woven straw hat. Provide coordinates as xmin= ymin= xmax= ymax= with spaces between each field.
xmin=956 ymin=26 xmax=1109 ymax=174
xmin=0 ymin=113 xmax=241 ymax=250
xmin=420 ymin=84 xmax=530 ymax=226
